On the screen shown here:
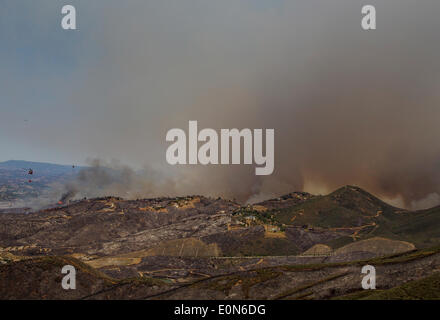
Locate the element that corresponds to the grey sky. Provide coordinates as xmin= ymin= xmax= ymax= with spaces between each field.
xmin=2 ymin=1 xmax=440 ymax=207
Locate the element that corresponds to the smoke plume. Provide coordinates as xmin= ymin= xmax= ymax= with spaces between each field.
xmin=3 ymin=1 xmax=440 ymax=209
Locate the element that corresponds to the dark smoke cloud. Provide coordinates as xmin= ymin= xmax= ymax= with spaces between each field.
xmin=172 ymin=0 xmax=440 ymax=209
xmin=64 ymin=1 xmax=440 ymax=209
xmin=57 ymin=159 xmax=180 ymax=203
xmin=58 ymin=160 xmax=268 ymax=204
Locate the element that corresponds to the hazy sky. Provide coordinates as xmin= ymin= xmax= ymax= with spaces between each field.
xmin=1 ymin=0 xmax=290 ymax=166
xmin=2 ymin=1 xmax=440 ymax=207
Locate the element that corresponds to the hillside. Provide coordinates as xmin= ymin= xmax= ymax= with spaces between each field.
xmin=0 ymin=185 xmax=439 ymax=299
xmin=238 ymin=185 xmax=439 ymax=249
xmin=264 ymin=185 xmax=398 ymax=228
xmin=1 ymin=246 xmax=439 ymax=299
xmin=0 ymin=254 xmax=174 ymax=299
xmin=1 ymin=185 xmax=440 ymax=259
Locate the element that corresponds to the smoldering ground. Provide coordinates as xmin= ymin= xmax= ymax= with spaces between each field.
xmin=54 ymin=160 xmax=270 ymax=205
xmin=3 ymin=1 xmax=440 ymax=209
xmin=55 ymin=160 xmax=179 ymax=204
